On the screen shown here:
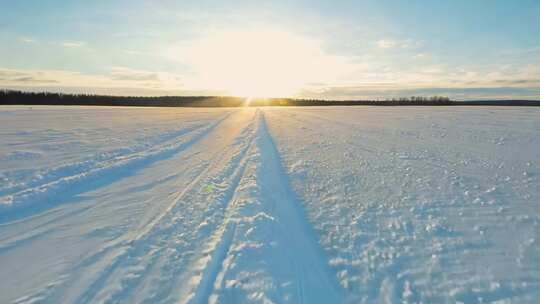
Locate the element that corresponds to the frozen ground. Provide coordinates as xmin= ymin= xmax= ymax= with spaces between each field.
xmin=0 ymin=105 xmax=538 ymax=303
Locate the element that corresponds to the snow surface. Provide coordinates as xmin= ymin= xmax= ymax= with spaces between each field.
xmin=0 ymin=105 xmax=539 ymax=303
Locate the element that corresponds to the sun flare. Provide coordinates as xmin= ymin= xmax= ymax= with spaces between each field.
xmin=174 ymin=29 xmax=351 ymax=98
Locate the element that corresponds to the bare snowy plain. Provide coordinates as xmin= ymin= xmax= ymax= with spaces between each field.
xmin=0 ymin=105 xmax=539 ymax=303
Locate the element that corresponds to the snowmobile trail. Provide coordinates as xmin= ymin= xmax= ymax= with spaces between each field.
xmin=0 ymin=108 xmax=344 ymax=304
xmin=0 ymin=110 xmax=234 ymax=223
xmin=183 ymin=111 xmax=344 ymax=304
xmin=0 ymin=111 xmax=235 ymax=257
xmin=61 ymin=109 xmax=261 ymax=304
xmin=0 ymin=108 xmax=260 ymax=303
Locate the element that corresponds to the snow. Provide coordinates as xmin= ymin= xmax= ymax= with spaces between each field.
xmin=0 ymin=105 xmax=539 ymax=303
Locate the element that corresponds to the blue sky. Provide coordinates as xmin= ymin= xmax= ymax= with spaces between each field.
xmin=1 ymin=0 xmax=539 ymax=99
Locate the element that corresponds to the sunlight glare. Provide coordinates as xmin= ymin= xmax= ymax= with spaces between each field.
xmin=174 ymin=29 xmax=351 ymax=98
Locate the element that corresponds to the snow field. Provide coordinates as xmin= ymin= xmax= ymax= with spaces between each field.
xmin=0 ymin=105 xmax=539 ymax=303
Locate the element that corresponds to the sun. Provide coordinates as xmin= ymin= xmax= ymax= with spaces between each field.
xmin=174 ymin=29 xmax=351 ymax=98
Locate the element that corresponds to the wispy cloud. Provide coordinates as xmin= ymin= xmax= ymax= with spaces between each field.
xmin=0 ymin=69 xmax=58 ymax=84
xmin=300 ymin=85 xmax=540 ymax=101
xmin=0 ymin=67 xmax=183 ymax=91
xmin=500 ymin=45 xmax=540 ymax=57
xmin=19 ymin=38 xmax=88 ymax=48
xmin=2 ymin=63 xmax=539 ymax=99
xmin=124 ymin=50 xmax=148 ymax=56
xmin=376 ymin=39 xmax=422 ymax=49
xmin=110 ymin=67 xmax=161 ymax=82
xmin=376 ymin=39 xmax=396 ymax=49
xmin=297 ymin=61 xmax=540 ymax=100
xmin=60 ymin=41 xmax=86 ymax=48
xmin=19 ymin=37 xmax=37 ymax=44
xmin=413 ymin=53 xmax=429 ymax=59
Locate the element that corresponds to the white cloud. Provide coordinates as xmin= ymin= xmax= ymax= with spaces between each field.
xmin=0 ymin=67 xmax=183 ymax=91
xmin=19 ymin=37 xmax=37 ymax=44
xmin=376 ymin=39 xmax=397 ymax=49
xmin=110 ymin=67 xmax=161 ymax=82
xmin=413 ymin=53 xmax=429 ymax=59
xmin=376 ymin=39 xmax=422 ymax=49
xmin=124 ymin=50 xmax=146 ymax=56
xmin=60 ymin=41 xmax=86 ymax=48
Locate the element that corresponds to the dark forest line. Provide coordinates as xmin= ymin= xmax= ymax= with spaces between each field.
xmin=1 ymin=90 xmax=539 ymax=107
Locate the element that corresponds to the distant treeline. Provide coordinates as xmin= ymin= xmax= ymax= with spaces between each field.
xmin=1 ymin=90 xmax=539 ymax=107
xmin=0 ymin=90 xmax=246 ymax=107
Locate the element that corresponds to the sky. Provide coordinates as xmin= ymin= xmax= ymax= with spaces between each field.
xmin=1 ymin=0 xmax=539 ymax=100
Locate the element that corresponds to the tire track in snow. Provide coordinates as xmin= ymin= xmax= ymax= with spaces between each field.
xmin=185 ymin=221 xmax=238 ymax=304
xmin=0 ymin=112 xmax=235 ymax=257
xmin=0 ymin=111 xmax=235 ymax=223
xmin=102 ymin=110 xmax=261 ymax=303
xmin=0 ymin=117 xmax=217 ymax=198
xmin=181 ymin=113 xmax=261 ymax=304
xmin=184 ymin=110 xmax=344 ymax=304
xmin=251 ymin=111 xmax=344 ymax=303
xmin=56 ymin=109 xmax=259 ymax=303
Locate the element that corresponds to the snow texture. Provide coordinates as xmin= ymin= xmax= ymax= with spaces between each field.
xmin=0 ymin=105 xmax=539 ymax=303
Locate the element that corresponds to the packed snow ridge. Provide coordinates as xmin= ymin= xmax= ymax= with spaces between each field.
xmin=0 ymin=105 xmax=539 ymax=303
